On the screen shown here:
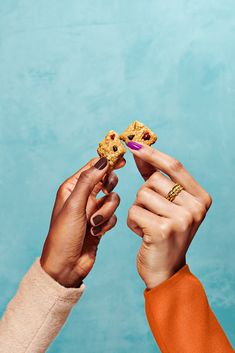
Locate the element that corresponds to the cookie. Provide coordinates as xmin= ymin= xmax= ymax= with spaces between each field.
xmin=119 ymin=121 xmax=157 ymax=146
xmin=97 ymin=130 xmax=126 ymax=171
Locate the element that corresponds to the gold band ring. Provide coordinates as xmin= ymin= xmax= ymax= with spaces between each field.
xmin=166 ymin=183 xmax=184 ymax=202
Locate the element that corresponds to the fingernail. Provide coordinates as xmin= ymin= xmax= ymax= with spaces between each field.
xmin=92 ymin=226 xmax=102 ymax=235
xmin=92 ymin=214 xmax=104 ymax=225
xmin=105 ymin=182 xmax=115 ymax=193
xmin=127 ymin=141 xmax=143 ymax=150
xmin=94 ymin=157 xmax=108 ymax=170
xmin=103 ymin=176 xmax=115 ymax=193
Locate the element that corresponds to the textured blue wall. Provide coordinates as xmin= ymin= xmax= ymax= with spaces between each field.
xmin=0 ymin=1 xmax=235 ymax=352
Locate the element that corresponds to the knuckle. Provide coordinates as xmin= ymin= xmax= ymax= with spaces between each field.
xmin=57 ymin=183 xmax=66 ymax=198
xmin=128 ymin=205 xmax=137 ymax=221
xmin=168 ymin=158 xmax=183 ymax=172
xmin=136 ymin=188 xmax=142 ymax=200
xmin=184 ymin=210 xmax=194 ymax=224
xmin=177 ymin=210 xmax=193 ymax=231
xmin=136 ymin=187 xmax=149 ymax=202
xmin=160 ymin=221 xmax=172 ymax=239
xmin=204 ymin=192 xmax=212 ymax=209
xmin=193 ymin=202 xmax=207 ymax=222
xmin=79 ymin=170 xmax=91 ymax=183
xmin=149 ymin=171 xmax=162 ymax=184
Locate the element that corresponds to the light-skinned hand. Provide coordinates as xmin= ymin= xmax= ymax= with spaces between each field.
xmin=126 ymin=141 xmax=212 ymax=289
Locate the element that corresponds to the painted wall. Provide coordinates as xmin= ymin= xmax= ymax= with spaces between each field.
xmin=0 ymin=1 xmax=235 ymax=352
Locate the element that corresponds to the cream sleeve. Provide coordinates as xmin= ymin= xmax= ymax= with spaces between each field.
xmin=0 ymin=259 xmax=85 ymax=353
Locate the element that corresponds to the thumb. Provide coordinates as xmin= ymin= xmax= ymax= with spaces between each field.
xmin=68 ymin=157 xmax=109 ymax=213
xmin=133 ymin=154 xmax=156 ymax=181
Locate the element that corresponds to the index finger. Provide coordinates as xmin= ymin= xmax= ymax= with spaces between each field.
xmin=133 ymin=154 xmax=157 ymax=181
xmin=127 ymin=143 xmax=210 ymax=203
xmin=60 ymin=156 xmax=126 ymax=197
xmin=51 ymin=157 xmax=125 ymax=223
xmin=69 ymin=157 xmax=110 ymax=213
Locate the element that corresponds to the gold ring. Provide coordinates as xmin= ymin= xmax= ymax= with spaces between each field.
xmin=166 ymin=183 xmax=184 ymax=202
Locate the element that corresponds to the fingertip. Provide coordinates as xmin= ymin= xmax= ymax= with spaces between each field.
xmin=110 ymin=191 xmax=121 ymax=205
xmin=114 ymin=158 xmax=126 ymax=169
xmin=93 ymin=156 xmax=109 ymax=171
xmin=91 ymin=226 xmax=103 ymax=237
xmin=102 ymin=172 xmax=118 ymax=194
xmin=126 ymin=141 xmax=143 ymax=151
xmin=91 ymin=214 xmax=104 ymax=227
xmin=102 ymin=183 xmax=115 ymax=195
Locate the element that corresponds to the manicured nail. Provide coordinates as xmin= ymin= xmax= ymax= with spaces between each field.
xmin=105 ymin=182 xmax=115 ymax=193
xmin=103 ymin=175 xmax=115 ymax=193
xmin=92 ymin=225 xmax=102 ymax=236
xmin=127 ymin=141 xmax=143 ymax=150
xmin=92 ymin=214 xmax=104 ymax=225
xmin=94 ymin=157 xmax=108 ymax=170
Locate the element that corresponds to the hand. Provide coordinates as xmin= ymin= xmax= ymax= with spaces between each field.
xmin=40 ymin=156 xmax=125 ymax=288
xmin=126 ymin=142 xmax=212 ymax=289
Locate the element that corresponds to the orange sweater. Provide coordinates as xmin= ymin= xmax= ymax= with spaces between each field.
xmin=144 ymin=265 xmax=234 ymax=353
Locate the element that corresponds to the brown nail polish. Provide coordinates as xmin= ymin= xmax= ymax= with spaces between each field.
xmin=105 ymin=182 xmax=115 ymax=193
xmin=94 ymin=157 xmax=108 ymax=170
xmin=92 ymin=225 xmax=102 ymax=235
xmin=103 ymin=176 xmax=115 ymax=193
xmin=92 ymin=214 xmax=104 ymax=225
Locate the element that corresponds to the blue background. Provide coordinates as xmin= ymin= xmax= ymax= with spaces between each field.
xmin=0 ymin=1 xmax=235 ymax=352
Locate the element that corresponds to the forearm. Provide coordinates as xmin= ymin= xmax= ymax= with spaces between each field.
xmin=145 ymin=265 xmax=234 ymax=353
xmin=0 ymin=259 xmax=84 ymax=353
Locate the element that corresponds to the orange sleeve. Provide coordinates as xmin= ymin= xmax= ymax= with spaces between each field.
xmin=144 ymin=264 xmax=234 ymax=353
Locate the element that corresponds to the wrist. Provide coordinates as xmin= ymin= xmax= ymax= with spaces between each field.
xmin=40 ymin=258 xmax=83 ymax=288
xmin=145 ymin=271 xmax=175 ymax=290
xmin=145 ymin=259 xmax=186 ymax=290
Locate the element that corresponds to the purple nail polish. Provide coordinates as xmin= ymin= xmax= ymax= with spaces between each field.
xmin=127 ymin=141 xmax=143 ymax=150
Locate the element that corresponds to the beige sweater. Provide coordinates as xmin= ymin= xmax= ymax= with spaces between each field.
xmin=0 ymin=259 xmax=85 ymax=353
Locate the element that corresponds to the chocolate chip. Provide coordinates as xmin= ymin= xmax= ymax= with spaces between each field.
xmin=110 ymin=134 xmax=115 ymax=140
xmin=113 ymin=145 xmax=118 ymax=152
xmin=128 ymin=134 xmax=135 ymax=140
xmin=142 ymin=132 xmax=151 ymax=140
